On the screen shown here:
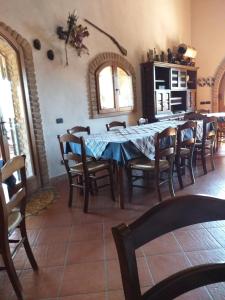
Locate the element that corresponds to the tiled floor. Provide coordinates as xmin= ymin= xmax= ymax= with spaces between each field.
xmin=3 ymin=149 xmax=225 ymax=299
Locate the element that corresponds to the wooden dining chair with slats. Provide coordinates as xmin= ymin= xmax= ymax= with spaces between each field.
xmin=106 ymin=121 xmax=126 ymax=131
xmin=112 ymin=194 xmax=225 ymax=300
xmin=194 ymin=116 xmax=217 ymax=174
xmin=67 ymin=125 xmax=90 ymax=135
xmin=127 ymin=127 xmax=177 ymax=202
xmin=175 ymin=121 xmax=197 ymax=189
xmin=0 ymin=155 xmax=38 ymax=300
xmin=57 ymin=133 xmax=115 ymax=212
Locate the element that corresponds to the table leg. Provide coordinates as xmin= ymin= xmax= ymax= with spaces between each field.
xmin=116 ymin=164 xmax=125 ymax=209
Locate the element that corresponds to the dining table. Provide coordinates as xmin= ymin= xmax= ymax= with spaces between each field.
xmin=68 ymin=120 xmax=203 ymax=209
xmin=207 ymin=112 xmax=225 ymax=122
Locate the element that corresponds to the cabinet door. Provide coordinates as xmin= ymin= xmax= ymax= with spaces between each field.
xmin=171 ymin=68 xmax=187 ymax=89
xmin=187 ymin=90 xmax=196 ymax=111
xmin=156 ymin=91 xmax=170 ymax=113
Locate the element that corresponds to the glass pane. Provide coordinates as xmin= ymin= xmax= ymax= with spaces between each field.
xmin=117 ymin=67 xmax=134 ymax=108
xmin=0 ymin=45 xmax=34 ymax=177
xmin=98 ymin=66 xmax=115 ymax=110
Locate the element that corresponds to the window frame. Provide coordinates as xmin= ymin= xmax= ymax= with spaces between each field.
xmin=88 ymin=52 xmax=136 ymax=119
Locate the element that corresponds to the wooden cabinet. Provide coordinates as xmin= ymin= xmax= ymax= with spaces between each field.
xmin=141 ymin=61 xmax=198 ymax=122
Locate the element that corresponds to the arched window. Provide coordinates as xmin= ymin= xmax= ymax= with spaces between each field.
xmin=89 ymin=53 xmax=136 ymax=118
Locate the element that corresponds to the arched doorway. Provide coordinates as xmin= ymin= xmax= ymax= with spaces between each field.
xmin=0 ymin=22 xmax=49 ymax=191
xmin=212 ymin=57 xmax=225 ymax=112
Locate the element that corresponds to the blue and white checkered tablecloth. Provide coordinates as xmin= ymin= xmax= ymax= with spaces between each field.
xmin=83 ymin=120 xmax=203 ymax=161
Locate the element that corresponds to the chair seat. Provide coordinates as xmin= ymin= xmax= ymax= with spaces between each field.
xmin=180 ymin=147 xmax=191 ymax=157
xmin=129 ymin=158 xmax=169 ymax=171
xmin=70 ymin=160 xmax=109 ymax=174
xmin=8 ymin=210 xmax=22 ymax=236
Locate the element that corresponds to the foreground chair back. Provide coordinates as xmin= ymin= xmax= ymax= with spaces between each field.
xmin=112 ymin=194 xmax=225 ymax=300
xmin=175 ymin=121 xmax=197 ymax=188
xmin=67 ymin=125 xmax=90 ymax=135
xmin=106 ymin=121 xmax=126 ymax=131
xmin=0 ymin=155 xmax=38 ymax=300
xmin=57 ymin=133 xmax=115 ymax=212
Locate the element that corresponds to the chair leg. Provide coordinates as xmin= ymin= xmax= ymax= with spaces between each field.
xmin=201 ymin=150 xmax=207 ymax=175
xmin=210 ymin=145 xmax=215 ymax=171
xmin=188 ymin=157 xmax=195 ymax=184
xmin=1 ymin=243 xmax=23 ymax=300
xmin=168 ymin=167 xmax=175 ymax=198
xmin=83 ymin=178 xmax=90 ymax=213
xmin=20 ymin=218 xmax=38 ymax=270
xmin=127 ymin=167 xmax=133 ymax=203
xmin=108 ymin=166 xmax=115 ymax=202
xmin=156 ymin=174 xmax=162 ymax=202
xmin=175 ymin=158 xmax=183 ymax=189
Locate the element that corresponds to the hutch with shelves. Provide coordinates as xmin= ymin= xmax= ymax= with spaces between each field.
xmin=141 ymin=61 xmax=198 ymax=122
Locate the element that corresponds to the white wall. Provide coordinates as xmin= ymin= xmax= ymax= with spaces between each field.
xmin=0 ymin=0 xmax=191 ymax=178
xmin=191 ymin=0 xmax=225 ymax=110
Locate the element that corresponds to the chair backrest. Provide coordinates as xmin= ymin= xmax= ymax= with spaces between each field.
xmin=177 ymin=121 xmax=197 ymax=154
xmin=137 ymin=118 xmax=148 ymax=126
xmin=155 ymin=127 xmax=177 ymax=166
xmin=0 ymin=155 xmax=26 ymax=237
xmin=112 ymin=194 xmax=225 ymax=300
xmin=202 ymin=116 xmax=218 ymax=145
xmin=67 ymin=126 xmax=90 ymax=135
xmin=57 ymin=133 xmax=88 ymax=176
xmin=184 ymin=112 xmax=206 ymax=120
xmin=106 ymin=121 xmax=126 ymax=131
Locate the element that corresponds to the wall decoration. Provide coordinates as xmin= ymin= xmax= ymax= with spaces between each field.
xmin=197 ymin=77 xmax=215 ymax=87
xmin=84 ymin=19 xmax=127 ymax=56
xmin=33 ymin=39 xmax=41 ymax=50
xmin=57 ymin=10 xmax=89 ymax=65
xmin=47 ymin=50 xmax=54 ymax=60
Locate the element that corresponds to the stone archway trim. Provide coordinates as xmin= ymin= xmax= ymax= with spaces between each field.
xmin=212 ymin=57 xmax=225 ymax=112
xmin=0 ymin=21 xmax=49 ymax=186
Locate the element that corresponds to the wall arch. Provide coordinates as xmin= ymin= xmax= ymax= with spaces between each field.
xmin=0 ymin=21 xmax=49 ymax=186
xmin=212 ymin=57 xmax=225 ymax=112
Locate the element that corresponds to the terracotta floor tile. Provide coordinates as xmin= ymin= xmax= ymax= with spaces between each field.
xmin=202 ymin=220 xmax=225 ymax=228
xmin=174 ymin=228 xmax=221 ymax=251
xmin=187 ymin=248 xmax=225 ymax=265
xmin=207 ymin=227 xmax=225 ymax=247
xmin=25 ymin=215 xmax=46 ymax=229
xmin=25 ymin=243 xmax=68 ymax=268
xmin=66 ymin=240 xmax=104 ymax=264
xmin=141 ymin=233 xmax=181 ymax=256
xmin=35 ymin=226 xmax=71 ymax=245
xmin=19 ymin=266 xmax=63 ymax=299
xmin=60 ymin=262 xmax=105 ymax=296
xmin=175 ymin=287 xmax=212 ymax=299
xmin=59 ymin=292 xmax=105 ymax=300
xmin=147 ymin=253 xmax=191 ymax=283
xmin=70 ymin=223 xmax=104 ymax=242
xmin=206 ymin=282 xmax=225 ymax=300
xmin=108 ymin=289 xmax=124 ymax=300
xmin=107 ymin=257 xmax=153 ymax=291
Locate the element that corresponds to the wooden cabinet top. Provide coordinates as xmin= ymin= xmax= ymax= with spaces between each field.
xmin=141 ymin=61 xmax=198 ymax=71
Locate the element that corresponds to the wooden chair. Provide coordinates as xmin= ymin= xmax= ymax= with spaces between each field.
xmin=67 ymin=125 xmax=90 ymax=135
xmin=217 ymin=121 xmax=225 ymax=146
xmin=112 ymin=194 xmax=225 ymax=300
xmin=175 ymin=121 xmax=197 ymax=189
xmin=137 ymin=118 xmax=148 ymax=126
xmin=106 ymin=121 xmax=126 ymax=131
xmin=57 ymin=133 xmax=115 ymax=212
xmin=127 ymin=127 xmax=177 ymax=202
xmin=194 ymin=116 xmax=217 ymax=174
xmin=0 ymin=155 xmax=38 ymax=300
xmin=184 ymin=111 xmax=206 ymax=121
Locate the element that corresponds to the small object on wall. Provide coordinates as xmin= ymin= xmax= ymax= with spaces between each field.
xmin=47 ymin=50 xmax=54 ymax=60
xmin=197 ymin=77 xmax=215 ymax=87
xmin=167 ymin=48 xmax=173 ymax=63
xmin=147 ymin=49 xmax=154 ymax=61
xmin=56 ymin=118 xmax=63 ymax=124
xmin=57 ymin=10 xmax=89 ymax=65
xmin=160 ymin=51 xmax=165 ymax=62
xmin=33 ymin=39 xmax=41 ymax=50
